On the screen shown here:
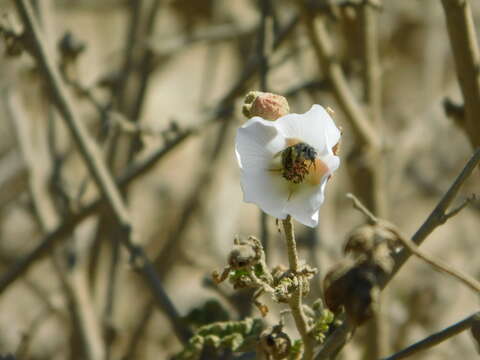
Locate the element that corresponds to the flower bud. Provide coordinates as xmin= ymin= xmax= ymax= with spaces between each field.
xmin=242 ymin=91 xmax=290 ymax=120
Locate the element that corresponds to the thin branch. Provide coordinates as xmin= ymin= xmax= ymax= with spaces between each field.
xmin=0 ymin=148 xmax=27 ymax=209
xmin=154 ymin=118 xmax=231 ymax=279
xmin=0 ymin=6 xmax=299 ymax=301
xmin=14 ymin=0 xmax=191 ymax=344
xmin=360 ymin=0 xmax=386 ymax=221
xmin=381 ymin=312 xmax=480 ymax=360
xmin=441 ymin=0 xmax=480 ymax=148
xmin=121 ymin=300 xmax=155 ymax=360
xmin=361 ymin=1 xmax=382 ymax=127
xmin=300 ymin=7 xmax=380 ymax=149
xmin=395 ymin=230 xmax=480 ymax=294
xmin=443 ymin=194 xmax=476 ymax=220
xmin=317 ymin=148 xmax=480 ymax=358
xmin=114 ymin=0 xmax=143 ymax=107
xmin=0 ymin=127 xmax=191 ymax=295
xmin=128 ymin=0 xmax=162 ymax=123
xmin=258 ymin=0 xmax=274 ymax=263
xmin=315 ymin=317 xmax=355 ymax=359
xmin=388 ymin=148 xmax=480 ymax=282
xmin=6 ymin=88 xmax=106 ymax=360
xmin=15 ymin=0 xmax=131 ymax=232
xmin=347 ymin=193 xmax=480 ymax=294
xmin=346 ymin=192 xmax=377 ymax=224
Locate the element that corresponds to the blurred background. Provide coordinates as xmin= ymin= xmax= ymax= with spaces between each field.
xmin=0 ymin=0 xmax=479 ymax=359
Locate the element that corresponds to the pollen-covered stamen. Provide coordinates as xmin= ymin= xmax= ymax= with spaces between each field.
xmin=280 ymin=142 xmax=317 ymax=184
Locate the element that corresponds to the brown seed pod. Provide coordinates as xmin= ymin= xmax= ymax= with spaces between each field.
xmin=343 ymin=222 xmax=401 ymax=274
xmin=228 ymin=244 xmax=257 ymax=269
xmin=258 ymin=325 xmax=292 ymax=359
xmin=324 ymin=258 xmax=386 ymax=326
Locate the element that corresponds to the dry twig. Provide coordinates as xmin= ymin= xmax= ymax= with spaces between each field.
xmin=441 ymin=0 xmax=480 ymax=147
xmin=381 ymin=312 xmax=480 ymax=360
xmin=13 ymin=0 xmax=191 ymax=344
xmin=316 ymin=148 xmax=480 ymax=358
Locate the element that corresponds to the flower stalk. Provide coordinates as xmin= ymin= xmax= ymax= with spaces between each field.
xmin=282 ymin=216 xmax=299 ymax=272
xmin=282 ymin=215 xmax=314 ymax=359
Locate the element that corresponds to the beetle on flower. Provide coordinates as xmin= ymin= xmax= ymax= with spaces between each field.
xmin=235 ymin=104 xmax=341 ymax=227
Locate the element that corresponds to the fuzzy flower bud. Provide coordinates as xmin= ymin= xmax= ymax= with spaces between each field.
xmin=242 ymin=91 xmax=290 ymax=120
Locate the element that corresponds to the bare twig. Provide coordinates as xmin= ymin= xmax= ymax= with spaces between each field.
xmin=360 ymin=0 xmax=386 ymax=218
xmin=443 ymin=194 xmax=476 ymax=220
xmin=314 ymin=317 xmax=355 ymax=359
xmin=114 ymin=0 xmax=143 ymax=107
xmin=381 ymin=312 xmax=480 ymax=360
xmin=0 ymin=6 xmax=299 ymax=303
xmin=361 ymin=1 xmax=382 ymax=127
xmin=14 ymin=0 xmax=191 ymax=344
xmin=388 ymin=148 xmax=480 ymax=281
xmin=128 ymin=0 xmax=163 ymax=123
xmin=441 ymin=0 xmax=480 ymax=147
xmin=347 ymin=193 xmax=480 ymax=294
xmin=300 ymin=8 xmax=380 ymax=149
xmin=153 ymin=13 xmax=299 ymax=278
xmin=121 ymin=300 xmax=155 ymax=360
xmin=257 ymin=0 xmax=274 ymax=263
xmin=317 ymin=149 xmax=480 ymax=358
xmin=7 ymin=87 xmax=106 ymax=360
xmin=0 ymin=127 xmax=191 ymax=295
xmin=300 ymin=3 xmax=385 ymax=221
xmin=15 ymin=310 xmax=51 ymax=359
xmin=154 ymin=118 xmax=231 ymax=278
xmin=392 ymin=227 xmax=480 ymax=294
xmin=346 ymin=192 xmax=377 ymax=224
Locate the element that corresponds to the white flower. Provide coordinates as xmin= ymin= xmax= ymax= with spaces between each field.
xmin=235 ymin=104 xmax=341 ymax=227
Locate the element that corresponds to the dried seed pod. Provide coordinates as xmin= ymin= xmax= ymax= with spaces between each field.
xmin=228 ymin=244 xmax=257 ymax=269
xmin=344 ymin=222 xmax=401 ymax=274
xmin=344 ymin=223 xmax=399 ymax=257
xmin=323 ymin=259 xmax=356 ymax=314
xmin=324 ymin=258 xmax=386 ymax=326
xmin=228 ymin=236 xmax=264 ymax=269
xmin=259 ymin=325 xmax=291 ymax=359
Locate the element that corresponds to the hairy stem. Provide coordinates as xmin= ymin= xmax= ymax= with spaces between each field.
xmin=282 ymin=216 xmax=313 ymax=359
xmin=282 ymin=216 xmax=299 ymax=272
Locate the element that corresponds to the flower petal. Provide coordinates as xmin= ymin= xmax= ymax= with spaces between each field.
xmin=240 ymin=169 xmax=288 ymax=219
xmin=310 ymin=105 xmax=341 ymax=150
xmin=320 ymin=153 xmax=340 ymax=174
xmin=235 ymin=116 xmax=285 ymax=170
xmin=275 ymin=105 xmax=341 ymax=154
xmin=283 ymin=176 xmax=330 ymax=227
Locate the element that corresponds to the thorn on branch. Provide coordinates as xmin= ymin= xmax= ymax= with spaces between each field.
xmin=442 ymin=194 xmax=476 ymax=221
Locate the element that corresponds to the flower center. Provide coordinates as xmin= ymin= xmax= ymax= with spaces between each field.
xmin=280 ymin=142 xmax=317 ymax=184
